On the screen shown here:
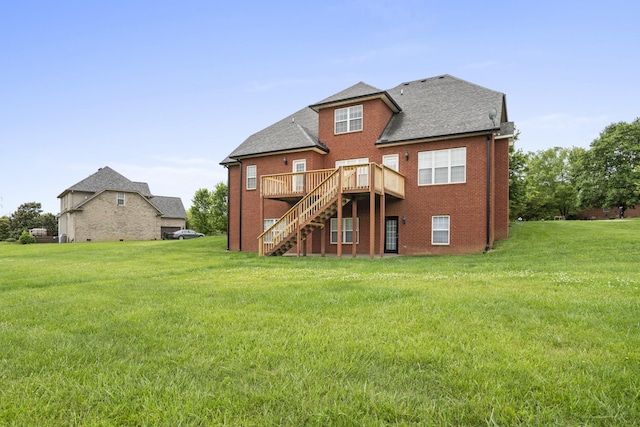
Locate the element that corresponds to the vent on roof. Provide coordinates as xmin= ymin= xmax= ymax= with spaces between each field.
xmin=438 ymin=76 xmax=445 ymax=79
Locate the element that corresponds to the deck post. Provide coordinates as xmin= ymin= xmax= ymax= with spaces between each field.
xmin=352 ymin=196 xmax=357 ymax=258
xmin=337 ymin=168 xmax=343 ymax=259
xmin=369 ymin=164 xmax=375 ymax=258
xmin=380 ymin=193 xmax=385 ymax=258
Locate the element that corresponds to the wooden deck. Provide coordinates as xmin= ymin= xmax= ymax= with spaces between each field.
xmin=258 ymin=164 xmax=404 ymax=256
xmin=261 ymin=164 xmax=405 ymax=200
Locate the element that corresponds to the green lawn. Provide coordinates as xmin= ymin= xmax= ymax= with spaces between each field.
xmin=1 ymin=220 xmax=639 ymax=426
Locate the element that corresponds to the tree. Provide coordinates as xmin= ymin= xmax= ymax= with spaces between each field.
xmin=9 ymin=202 xmax=43 ymax=239
xmin=575 ymin=119 xmax=640 ymax=214
xmin=210 ymin=182 xmax=228 ymax=234
xmin=188 ymin=184 xmax=229 ymax=235
xmin=41 ymin=213 xmax=58 ymax=237
xmin=523 ymin=147 xmax=578 ymax=219
xmin=509 ymin=147 xmax=528 ymax=220
xmin=0 ymin=216 xmax=10 ymax=240
xmin=189 ymin=188 xmax=215 ymax=235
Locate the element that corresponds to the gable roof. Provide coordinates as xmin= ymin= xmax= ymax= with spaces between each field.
xmin=58 ymin=166 xmax=152 ymax=198
xmin=221 ymin=74 xmax=511 ymax=163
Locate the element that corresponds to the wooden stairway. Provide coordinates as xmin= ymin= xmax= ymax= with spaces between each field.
xmin=258 ymin=168 xmax=353 ymax=256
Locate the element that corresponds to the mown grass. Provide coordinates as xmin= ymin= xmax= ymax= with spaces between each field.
xmin=1 ymin=220 xmax=639 ymax=426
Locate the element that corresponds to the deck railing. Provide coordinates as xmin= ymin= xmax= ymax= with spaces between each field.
xmin=261 ymin=169 xmax=335 ymax=198
xmin=261 ymin=164 xmax=404 ymax=200
xmin=258 ymin=164 xmax=405 ymax=255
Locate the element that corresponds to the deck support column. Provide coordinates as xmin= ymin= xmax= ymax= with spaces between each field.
xmin=337 ymin=169 xmax=343 ymax=259
xmin=380 ymin=193 xmax=385 ymax=258
xmin=369 ymin=164 xmax=375 ymax=259
xmin=352 ymin=196 xmax=357 ymax=258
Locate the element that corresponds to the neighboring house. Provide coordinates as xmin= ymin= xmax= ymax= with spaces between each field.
xmin=579 ymin=206 xmax=640 ymax=220
xmin=57 ymin=166 xmax=186 ymax=242
xmin=221 ymin=75 xmax=515 ymax=256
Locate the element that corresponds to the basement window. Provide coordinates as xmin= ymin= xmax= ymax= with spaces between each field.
xmin=330 ymin=217 xmax=359 ymax=244
xmin=432 ymin=216 xmax=450 ymax=245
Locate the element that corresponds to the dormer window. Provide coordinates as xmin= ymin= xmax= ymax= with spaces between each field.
xmin=335 ymin=105 xmax=363 ymax=134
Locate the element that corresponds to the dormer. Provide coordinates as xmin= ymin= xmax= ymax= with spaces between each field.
xmin=309 ymin=82 xmax=401 ymax=153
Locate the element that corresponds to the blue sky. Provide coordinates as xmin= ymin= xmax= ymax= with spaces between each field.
xmin=1 ymin=0 xmax=638 ymax=216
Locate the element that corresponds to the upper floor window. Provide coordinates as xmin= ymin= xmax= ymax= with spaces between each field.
xmin=117 ymin=192 xmax=125 ymax=206
xmin=418 ymin=147 xmax=466 ymax=185
xmin=335 ymin=105 xmax=363 ymax=134
xmin=246 ymin=165 xmax=257 ymax=190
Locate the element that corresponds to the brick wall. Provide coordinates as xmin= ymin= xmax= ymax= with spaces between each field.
xmin=73 ymin=191 xmax=160 ymax=242
xmin=228 ymin=98 xmax=510 ymax=255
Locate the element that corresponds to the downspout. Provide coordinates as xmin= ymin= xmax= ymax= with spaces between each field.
xmin=483 ymin=134 xmax=492 ymax=254
xmin=238 ymin=159 xmax=243 ymax=252
xmin=225 ymin=165 xmax=231 ymax=251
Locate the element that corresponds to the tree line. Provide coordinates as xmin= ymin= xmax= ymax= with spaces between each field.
xmin=510 ymin=118 xmax=640 ymax=220
xmin=0 ymin=202 xmax=58 ymax=241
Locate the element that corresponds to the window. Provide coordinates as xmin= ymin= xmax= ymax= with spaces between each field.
xmin=292 ymin=159 xmax=306 ymax=192
xmin=263 ymin=219 xmax=285 ymax=243
xmin=330 ymin=218 xmax=359 ymax=244
xmin=117 ymin=192 xmax=125 ymax=206
xmin=336 ymin=158 xmax=369 ymax=187
xmin=335 ymin=105 xmax=363 ymax=134
xmin=382 ymin=154 xmax=399 ymax=172
xmin=418 ymin=147 xmax=466 ymax=185
xmin=432 ymin=216 xmax=450 ymax=245
xmin=246 ymin=165 xmax=257 ymax=190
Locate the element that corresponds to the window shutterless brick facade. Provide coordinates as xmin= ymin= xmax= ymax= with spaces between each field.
xmin=222 ymin=75 xmax=515 ymax=256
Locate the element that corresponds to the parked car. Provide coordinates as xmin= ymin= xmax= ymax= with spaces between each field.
xmin=169 ymin=229 xmax=205 ymax=240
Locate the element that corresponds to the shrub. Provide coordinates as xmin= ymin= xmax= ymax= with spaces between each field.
xmin=18 ymin=230 xmax=36 ymax=244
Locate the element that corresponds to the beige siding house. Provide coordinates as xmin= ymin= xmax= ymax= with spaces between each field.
xmin=58 ymin=167 xmax=187 ymax=242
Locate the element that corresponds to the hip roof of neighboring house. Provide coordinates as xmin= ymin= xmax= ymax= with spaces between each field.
xmin=221 ymin=74 xmax=512 ymax=164
xmin=57 ymin=166 xmax=186 ymax=219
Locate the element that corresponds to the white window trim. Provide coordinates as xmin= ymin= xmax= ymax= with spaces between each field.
xmin=334 ymin=105 xmax=363 ymax=134
xmin=292 ymin=159 xmax=306 ymax=192
xmin=246 ymin=165 xmax=257 ymax=190
xmin=382 ymin=154 xmax=399 ymax=172
xmin=263 ymin=218 xmax=285 ymax=244
xmin=418 ymin=147 xmax=466 ymax=186
xmin=432 ymin=215 xmax=450 ymax=245
xmin=117 ymin=192 xmax=125 ymax=206
xmin=330 ymin=217 xmax=359 ymax=244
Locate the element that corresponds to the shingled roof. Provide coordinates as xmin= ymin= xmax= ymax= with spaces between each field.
xmin=221 ymin=106 xmax=326 ymax=164
xmin=221 ymin=74 xmax=510 ymax=163
xmin=58 ymin=167 xmax=152 ymax=198
xmin=378 ymin=75 xmax=507 ymax=144
xmin=149 ymin=196 xmax=187 ymax=219
xmin=58 ymin=166 xmax=186 ymax=219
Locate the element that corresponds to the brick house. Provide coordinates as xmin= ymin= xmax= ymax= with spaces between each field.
xmin=57 ymin=166 xmax=186 ymax=242
xmin=221 ymin=75 xmax=515 ymax=256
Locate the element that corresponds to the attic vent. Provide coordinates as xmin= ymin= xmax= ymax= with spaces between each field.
xmin=403 ymin=82 xmax=410 ymax=86
xmin=438 ymin=76 xmax=445 ymax=79
xmin=421 ymin=79 xmax=426 ymax=82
